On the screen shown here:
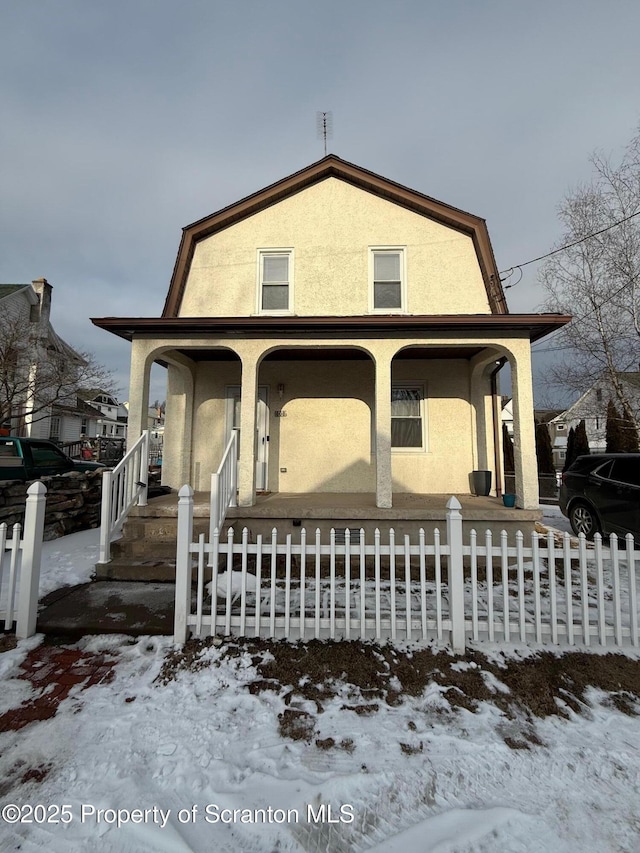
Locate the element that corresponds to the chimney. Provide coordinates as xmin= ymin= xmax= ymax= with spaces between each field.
xmin=31 ymin=278 xmax=52 ymax=325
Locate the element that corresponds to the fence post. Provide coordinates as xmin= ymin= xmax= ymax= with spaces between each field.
xmin=16 ymin=481 xmax=47 ymax=639
xmin=174 ymin=485 xmax=194 ymax=643
xmin=446 ymin=496 xmax=466 ymax=654
xmin=98 ymin=469 xmax=113 ymax=564
xmin=208 ymin=472 xmax=221 ymax=569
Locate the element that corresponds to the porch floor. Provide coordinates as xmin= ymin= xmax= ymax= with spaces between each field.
xmin=133 ymin=491 xmax=541 ymax=523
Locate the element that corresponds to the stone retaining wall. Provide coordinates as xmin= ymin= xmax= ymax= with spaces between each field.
xmin=0 ymin=471 xmax=104 ymax=540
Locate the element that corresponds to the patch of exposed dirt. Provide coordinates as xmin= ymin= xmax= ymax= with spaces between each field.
xmin=278 ymin=708 xmax=316 ymax=742
xmin=0 ymin=634 xmax=18 ymax=653
xmin=157 ymin=637 xmax=640 ymax=749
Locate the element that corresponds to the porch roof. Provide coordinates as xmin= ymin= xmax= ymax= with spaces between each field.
xmin=91 ymin=313 xmax=570 ymax=344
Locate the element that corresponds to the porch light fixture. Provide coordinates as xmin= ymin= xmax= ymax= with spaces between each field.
xmin=278 ymin=383 xmax=285 ymax=400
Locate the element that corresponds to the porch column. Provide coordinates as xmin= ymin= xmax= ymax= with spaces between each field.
xmin=163 ymin=360 xmax=195 ymax=487
xmin=374 ymin=354 xmax=393 ymax=509
xmin=127 ymin=339 xmax=152 ymax=443
xmin=238 ymin=353 xmax=259 ymax=507
xmin=510 ymin=341 xmax=539 ymax=509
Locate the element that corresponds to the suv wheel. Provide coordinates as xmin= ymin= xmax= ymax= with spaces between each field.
xmin=569 ymin=502 xmax=600 ymax=539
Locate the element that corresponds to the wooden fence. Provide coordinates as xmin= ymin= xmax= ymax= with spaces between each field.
xmin=174 ymin=488 xmax=640 ymax=653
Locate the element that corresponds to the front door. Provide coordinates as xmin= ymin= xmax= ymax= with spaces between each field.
xmin=226 ymin=386 xmax=269 ymax=491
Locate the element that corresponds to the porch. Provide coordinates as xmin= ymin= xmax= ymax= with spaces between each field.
xmin=98 ymin=489 xmax=541 ymax=582
xmin=226 ymin=491 xmax=541 ymax=540
xmin=106 ymin=323 xmax=560 ymax=512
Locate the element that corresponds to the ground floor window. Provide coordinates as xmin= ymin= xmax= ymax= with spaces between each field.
xmin=391 ymin=384 xmax=425 ymax=449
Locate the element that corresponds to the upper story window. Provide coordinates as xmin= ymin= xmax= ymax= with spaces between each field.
xmin=370 ymin=247 xmax=406 ymax=312
xmin=258 ymin=249 xmax=293 ymax=313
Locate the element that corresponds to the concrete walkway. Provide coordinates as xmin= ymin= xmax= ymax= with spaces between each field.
xmin=37 ymin=582 xmax=176 ymax=638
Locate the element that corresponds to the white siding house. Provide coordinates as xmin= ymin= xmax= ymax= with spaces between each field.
xmin=0 ymin=279 xmax=90 ymax=443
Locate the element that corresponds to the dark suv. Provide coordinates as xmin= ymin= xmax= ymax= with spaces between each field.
xmin=560 ymin=454 xmax=640 ymax=539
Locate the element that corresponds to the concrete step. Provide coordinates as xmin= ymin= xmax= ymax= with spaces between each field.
xmin=95 ymin=558 xmax=177 ymax=582
xmin=109 ymin=516 xmax=212 ymax=561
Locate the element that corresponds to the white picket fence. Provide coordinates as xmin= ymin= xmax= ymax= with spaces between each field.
xmin=98 ymin=430 xmax=149 ymax=564
xmin=0 ymin=481 xmax=47 ymax=639
xmin=174 ymin=488 xmax=640 ymax=653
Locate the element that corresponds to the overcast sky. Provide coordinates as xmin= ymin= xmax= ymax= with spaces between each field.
xmin=1 ymin=0 xmax=639 ymax=405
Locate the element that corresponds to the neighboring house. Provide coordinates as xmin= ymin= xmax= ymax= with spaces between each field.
xmin=92 ymin=155 xmax=569 ymax=510
xmin=550 ymin=373 xmax=640 ymax=464
xmin=501 ymin=397 xmax=514 ymax=438
xmin=0 ymin=279 xmax=91 ymax=443
xmin=122 ymin=401 xmax=164 ymax=464
xmin=80 ymin=390 xmax=128 ymax=438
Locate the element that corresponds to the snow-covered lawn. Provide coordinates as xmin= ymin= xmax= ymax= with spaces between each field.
xmin=1 ymin=518 xmax=640 ymax=852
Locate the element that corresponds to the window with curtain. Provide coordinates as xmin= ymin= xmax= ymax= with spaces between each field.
xmin=260 ymin=251 xmax=291 ymax=312
xmin=391 ymin=386 xmax=424 ymax=448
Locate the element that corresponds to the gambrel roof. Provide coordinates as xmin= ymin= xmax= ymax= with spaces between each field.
xmin=162 ymin=154 xmax=508 ymax=318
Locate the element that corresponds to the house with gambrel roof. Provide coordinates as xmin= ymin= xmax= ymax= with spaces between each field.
xmin=92 ymin=156 xmax=569 ymax=525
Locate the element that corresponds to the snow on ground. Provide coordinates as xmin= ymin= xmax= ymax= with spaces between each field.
xmin=539 ymin=504 xmax=573 ymax=537
xmin=38 ymin=528 xmax=100 ymax=597
xmin=2 ymin=515 xmax=640 ymax=852
xmin=1 ymin=632 xmax=640 ymax=853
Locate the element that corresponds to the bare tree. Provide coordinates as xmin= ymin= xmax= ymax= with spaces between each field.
xmin=0 ymin=311 xmax=115 ymax=432
xmin=539 ymin=127 xmax=640 ymax=431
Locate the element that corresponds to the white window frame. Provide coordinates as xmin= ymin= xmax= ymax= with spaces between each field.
xmin=369 ymin=246 xmax=407 ymax=313
xmin=256 ymin=249 xmax=294 ymax=315
xmin=391 ymin=381 xmax=427 ymax=452
xmin=49 ymin=415 xmax=61 ymax=441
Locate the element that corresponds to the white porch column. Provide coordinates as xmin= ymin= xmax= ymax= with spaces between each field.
xmin=510 ymin=341 xmax=539 ymax=509
xmin=238 ymin=353 xmax=259 ymax=507
xmin=374 ymin=354 xmax=393 ymax=509
xmin=127 ymin=339 xmax=152 ymax=443
xmin=164 ymin=360 xmax=195 ymax=487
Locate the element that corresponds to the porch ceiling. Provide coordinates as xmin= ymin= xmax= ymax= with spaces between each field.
xmin=164 ymin=345 xmax=487 ymax=362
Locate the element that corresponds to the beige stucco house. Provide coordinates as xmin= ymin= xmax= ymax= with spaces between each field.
xmin=93 ymin=156 xmax=569 ymax=516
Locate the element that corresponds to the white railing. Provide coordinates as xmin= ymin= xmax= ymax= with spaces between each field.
xmin=209 ymin=429 xmax=238 ymax=550
xmin=0 ymin=481 xmax=47 ymax=639
xmin=98 ymin=430 xmax=149 ymax=564
xmin=174 ymin=490 xmax=640 ymax=652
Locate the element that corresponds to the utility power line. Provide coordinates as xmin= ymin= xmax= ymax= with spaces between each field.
xmin=500 ymin=209 xmax=640 ymax=288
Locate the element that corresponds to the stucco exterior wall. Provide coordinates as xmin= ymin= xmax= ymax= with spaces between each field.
xmin=259 ymin=359 xmax=375 ymax=494
xmin=179 ymin=177 xmax=491 ymax=317
xmin=190 ymin=359 xmax=241 ymax=490
xmin=182 ymin=354 xmax=480 ymax=495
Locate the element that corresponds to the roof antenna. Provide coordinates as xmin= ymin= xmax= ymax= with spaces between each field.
xmin=316 ymin=111 xmax=333 ymax=156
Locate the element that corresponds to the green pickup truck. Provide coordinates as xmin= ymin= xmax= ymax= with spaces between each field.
xmin=0 ymin=437 xmax=105 ymax=481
